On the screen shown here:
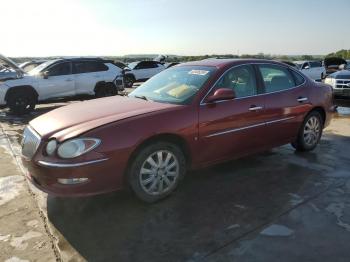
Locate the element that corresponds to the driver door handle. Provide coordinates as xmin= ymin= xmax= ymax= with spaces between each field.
xmin=249 ymin=105 xmax=263 ymax=111
xmin=297 ymin=97 xmax=308 ymax=102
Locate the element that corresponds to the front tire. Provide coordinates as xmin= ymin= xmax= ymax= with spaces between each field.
xmin=292 ymin=111 xmax=323 ymax=152
xmin=128 ymin=142 xmax=186 ymax=203
xmin=124 ymin=75 xmax=135 ymax=88
xmin=7 ymin=92 xmax=36 ymax=115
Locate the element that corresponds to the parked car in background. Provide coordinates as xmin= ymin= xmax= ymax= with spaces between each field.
xmin=113 ymin=60 xmax=127 ymax=69
xmin=165 ymin=62 xmax=180 ymax=68
xmin=280 ymin=61 xmax=298 ymax=69
xmin=0 ymin=59 xmax=18 ymax=84
xmin=324 ymin=57 xmax=347 ymax=76
xmin=19 ymin=60 xmax=47 ymax=72
xmin=294 ymin=60 xmax=326 ymax=81
xmin=124 ymin=61 xmax=166 ymax=88
xmin=21 ymin=59 xmax=335 ymax=202
xmin=0 ymin=55 xmax=123 ymax=114
xmin=0 ymin=55 xmax=19 ymax=81
xmin=324 ymin=65 xmax=350 ymax=98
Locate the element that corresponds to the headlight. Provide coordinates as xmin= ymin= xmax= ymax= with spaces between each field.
xmin=325 ymin=77 xmax=335 ymax=86
xmin=57 ymin=138 xmax=101 ymax=159
xmin=46 ymin=140 xmax=57 ymax=156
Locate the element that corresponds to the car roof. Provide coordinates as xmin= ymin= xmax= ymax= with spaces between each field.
xmin=133 ymin=60 xmax=162 ymax=64
xmin=179 ymin=58 xmax=288 ymax=69
xmin=53 ymin=57 xmax=110 ymax=63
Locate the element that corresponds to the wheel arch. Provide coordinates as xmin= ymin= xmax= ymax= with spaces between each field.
xmin=94 ymin=81 xmax=107 ymax=93
xmin=308 ymin=106 xmax=326 ymax=125
xmin=124 ymin=73 xmax=136 ymax=80
xmin=5 ymin=85 xmax=38 ymax=102
xmin=124 ymin=133 xmax=192 ymax=184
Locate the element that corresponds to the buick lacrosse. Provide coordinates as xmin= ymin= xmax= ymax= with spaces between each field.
xmin=21 ymin=59 xmax=335 ymax=202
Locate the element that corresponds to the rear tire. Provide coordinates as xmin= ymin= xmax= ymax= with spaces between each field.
xmin=95 ymin=83 xmax=117 ymax=98
xmin=7 ymin=91 xmax=36 ymax=115
xmin=291 ymin=111 xmax=323 ymax=152
xmin=128 ymin=142 xmax=186 ymax=203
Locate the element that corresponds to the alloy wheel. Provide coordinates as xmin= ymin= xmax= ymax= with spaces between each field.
xmin=303 ymin=116 xmax=321 ymax=147
xmin=139 ymin=150 xmax=179 ymax=195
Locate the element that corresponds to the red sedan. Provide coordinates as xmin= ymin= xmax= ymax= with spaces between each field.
xmin=21 ymin=59 xmax=335 ymax=202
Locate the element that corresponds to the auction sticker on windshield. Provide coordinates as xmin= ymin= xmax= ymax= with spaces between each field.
xmin=188 ymin=70 xmax=209 ymax=75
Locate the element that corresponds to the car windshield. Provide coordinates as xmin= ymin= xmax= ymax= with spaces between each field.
xmin=128 ymin=62 xmax=138 ymax=69
xmin=129 ymin=65 xmax=216 ymax=105
xmin=28 ymin=60 xmax=57 ymax=75
xmin=294 ymin=62 xmax=302 ymax=69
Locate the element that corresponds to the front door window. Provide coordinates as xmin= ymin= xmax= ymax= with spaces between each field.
xmin=213 ymin=64 xmax=258 ymax=98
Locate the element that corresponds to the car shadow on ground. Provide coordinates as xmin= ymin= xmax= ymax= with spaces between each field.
xmin=46 ymin=132 xmax=350 ymax=262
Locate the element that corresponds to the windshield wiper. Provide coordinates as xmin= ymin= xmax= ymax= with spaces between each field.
xmin=133 ymin=95 xmax=149 ymax=101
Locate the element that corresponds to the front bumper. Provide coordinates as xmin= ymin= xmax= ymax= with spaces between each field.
xmin=22 ymin=156 xmax=125 ymax=197
xmin=333 ymin=88 xmax=350 ymax=97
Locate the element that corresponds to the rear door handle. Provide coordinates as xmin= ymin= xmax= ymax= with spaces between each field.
xmin=249 ymin=105 xmax=263 ymax=111
xmin=65 ymin=79 xmax=73 ymax=82
xmin=297 ymin=97 xmax=308 ymax=102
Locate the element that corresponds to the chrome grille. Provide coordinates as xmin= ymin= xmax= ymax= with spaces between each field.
xmin=336 ymin=79 xmax=350 ymax=89
xmin=22 ymin=126 xmax=41 ymax=159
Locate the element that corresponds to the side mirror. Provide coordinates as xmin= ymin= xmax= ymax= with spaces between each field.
xmin=303 ymin=65 xmax=310 ymax=70
xmin=41 ymin=71 xmax=49 ymax=79
xmin=205 ymin=88 xmax=236 ymax=103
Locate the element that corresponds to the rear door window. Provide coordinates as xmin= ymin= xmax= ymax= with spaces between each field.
xmin=258 ymin=64 xmax=296 ymax=93
xmin=136 ymin=61 xmax=158 ymax=69
xmin=92 ymin=62 xmax=109 ymax=71
xmin=73 ymin=61 xmax=108 ymax=74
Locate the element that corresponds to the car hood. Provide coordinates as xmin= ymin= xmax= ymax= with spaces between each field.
xmin=329 ymin=70 xmax=350 ymax=79
xmin=29 ymin=96 xmax=180 ymax=141
xmin=0 ymin=54 xmax=25 ymax=81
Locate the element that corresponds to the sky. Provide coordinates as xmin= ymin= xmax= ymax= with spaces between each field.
xmin=1 ymin=0 xmax=350 ymax=57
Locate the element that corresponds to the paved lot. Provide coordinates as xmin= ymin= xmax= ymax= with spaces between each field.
xmin=0 ymin=97 xmax=350 ymax=261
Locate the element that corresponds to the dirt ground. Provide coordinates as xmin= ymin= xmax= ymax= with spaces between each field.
xmin=0 ymin=98 xmax=350 ymax=262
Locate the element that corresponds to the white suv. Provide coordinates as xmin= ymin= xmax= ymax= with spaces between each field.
xmin=124 ymin=61 xmax=166 ymax=87
xmin=294 ymin=61 xmax=326 ymax=81
xmin=0 ymin=55 xmax=123 ymax=114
